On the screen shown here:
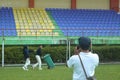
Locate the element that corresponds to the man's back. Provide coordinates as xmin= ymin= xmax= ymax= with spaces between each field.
xmin=67 ymin=52 xmax=99 ymax=80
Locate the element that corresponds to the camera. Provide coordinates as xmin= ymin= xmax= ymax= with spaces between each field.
xmin=77 ymin=45 xmax=80 ymax=50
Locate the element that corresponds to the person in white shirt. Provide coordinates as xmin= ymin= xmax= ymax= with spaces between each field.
xmin=67 ymin=37 xmax=99 ymax=80
xmin=32 ymin=45 xmax=42 ymax=70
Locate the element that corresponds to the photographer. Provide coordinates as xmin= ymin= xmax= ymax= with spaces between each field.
xmin=67 ymin=37 xmax=99 ymax=80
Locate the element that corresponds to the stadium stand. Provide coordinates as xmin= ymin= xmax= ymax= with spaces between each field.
xmin=46 ymin=8 xmax=120 ymax=37
xmin=0 ymin=7 xmax=17 ymax=36
xmin=13 ymin=8 xmax=60 ymax=36
xmin=0 ymin=7 xmax=120 ymax=44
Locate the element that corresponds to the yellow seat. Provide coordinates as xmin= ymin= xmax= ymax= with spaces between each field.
xmin=49 ymin=23 xmax=53 ymax=26
xmin=51 ymin=26 xmax=55 ymax=29
xmin=26 ymin=32 xmax=31 ymax=36
xmin=26 ymin=29 xmax=30 ymax=33
xmin=36 ymin=32 xmax=40 ymax=36
xmin=39 ymin=29 xmax=44 ymax=32
xmin=13 ymin=8 xmax=58 ymax=36
xmin=48 ymin=29 xmax=52 ymax=32
xmin=31 ymin=32 xmax=36 ymax=36
xmin=16 ymin=26 xmax=20 ymax=29
xmin=40 ymin=32 xmax=46 ymax=36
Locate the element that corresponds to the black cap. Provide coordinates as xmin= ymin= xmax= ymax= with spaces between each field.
xmin=78 ymin=37 xmax=91 ymax=50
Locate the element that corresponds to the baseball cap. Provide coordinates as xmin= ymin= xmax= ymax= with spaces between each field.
xmin=78 ymin=37 xmax=91 ymax=50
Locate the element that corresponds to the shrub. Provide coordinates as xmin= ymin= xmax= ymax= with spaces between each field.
xmin=0 ymin=45 xmax=120 ymax=64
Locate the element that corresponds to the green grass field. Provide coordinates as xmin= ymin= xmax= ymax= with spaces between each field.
xmin=0 ymin=64 xmax=120 ymax=80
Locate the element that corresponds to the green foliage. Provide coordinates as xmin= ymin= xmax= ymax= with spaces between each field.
xmin=42 ymin=46 xmax=67 ymax=62
xmin=0 ymin=45 xmax=120 ymax=64
xmin=93 ymin=45 xmax=120 ymax=62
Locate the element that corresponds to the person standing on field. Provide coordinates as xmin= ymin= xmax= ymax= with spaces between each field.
xmin=22 ymin=45 xmax=30 ymax=71
xmin=67 ymin=37 xmax=99 ymax=80
xmin=32 ymin=45 xmax=43 ymax=70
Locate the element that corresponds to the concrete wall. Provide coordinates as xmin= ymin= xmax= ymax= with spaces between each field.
xmin=35 ymin=0 xmax=70 ymax=8
xmin=77 ymin=0 xmax=110 ymax=9
xmin=0 ymin=0 xmax=28 ymax=8
xmin=0 ymin=0 xmax=110 ymax=9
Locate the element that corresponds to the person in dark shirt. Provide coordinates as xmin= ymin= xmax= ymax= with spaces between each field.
xmin=22 ymin=45 xmax=31 ymax=71
xmin=32 ymin=45 xmax=42 ymax=70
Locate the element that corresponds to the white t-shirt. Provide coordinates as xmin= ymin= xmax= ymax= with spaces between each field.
xmin=67 ymin=52 xmax=99 ymax=80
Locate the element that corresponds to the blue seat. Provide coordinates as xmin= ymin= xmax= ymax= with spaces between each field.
xmin=0 ymin=7 xmax=17 ymax=36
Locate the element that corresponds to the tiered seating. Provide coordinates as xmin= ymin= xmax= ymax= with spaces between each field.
xmin=13 ymin=8 xmax=59 ymax=36
xmin=46 ymin=8 xmax=120 ymax=36
xmin=0 ymin=7 xmax=120 ymax=37
xmin=0 ymin=7 xmax=17 ymax=36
